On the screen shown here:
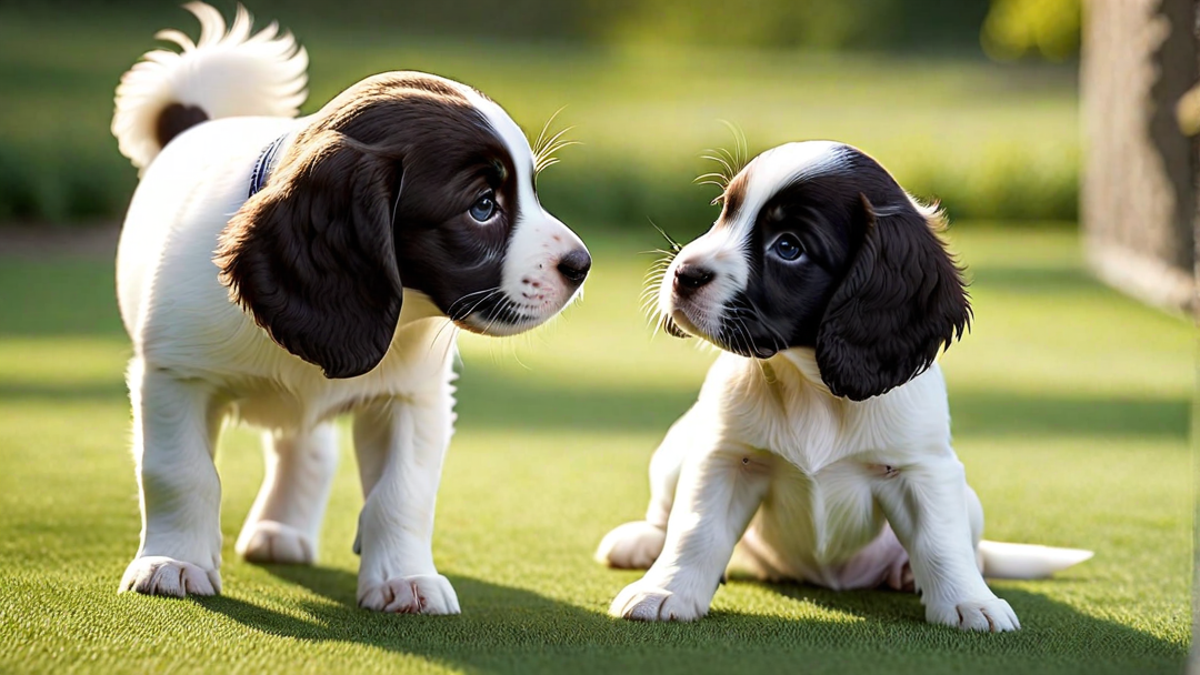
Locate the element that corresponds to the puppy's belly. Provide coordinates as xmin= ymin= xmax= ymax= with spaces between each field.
xmin=731 ymin=461 xmax=908 ymax=590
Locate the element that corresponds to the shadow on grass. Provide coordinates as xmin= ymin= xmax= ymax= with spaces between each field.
xmin=948 ymin=391 xmax=1188 ymax=440
xmin=192 ymin=564 xmax=1184 ymax=675
xmin=967 ymin=266 xmax=1101 ymax=295
xmin=0 ymin=361 xmax=1188 ymax=439
xmin=455 ymin=366 xmax=1189 ymax=438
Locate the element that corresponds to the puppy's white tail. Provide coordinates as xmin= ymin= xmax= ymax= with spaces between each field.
xmin=979 ymin=540 xmax=1094 ymax=579
xmin=111 ymin=2 xmax=308 ymax=172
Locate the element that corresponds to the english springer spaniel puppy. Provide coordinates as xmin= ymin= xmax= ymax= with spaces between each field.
xmin=111 ymin=3 xmax=589 ymax=614
xmin=595 ymin=141 xmax=1091 ymax=631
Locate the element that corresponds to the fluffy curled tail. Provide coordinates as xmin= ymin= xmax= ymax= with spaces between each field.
xmin=111 ymin=2 xmax=308 ymax=172
xmin=979 ymin=540 xmax=1094 ymax=579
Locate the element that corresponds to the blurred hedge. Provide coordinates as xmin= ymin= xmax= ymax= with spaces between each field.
xmin=0 ymin=136 xmax=1078 ymax=230
xmin=21 ymin=0 xmax=993 ymax=52
xmin=983 ymin=0 xmax=1081 ymax=61
xmin=0 ymin=2 xmax=1079 ymax=228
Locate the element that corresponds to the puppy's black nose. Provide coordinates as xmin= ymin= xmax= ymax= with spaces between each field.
xmin=674 ymin=263 xmax=715 ymax=297
xmin=556 ymin=249 xmax=591 ymax=287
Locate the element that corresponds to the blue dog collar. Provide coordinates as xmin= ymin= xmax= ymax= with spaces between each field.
xmin=248 ymin=134 xmax=289 ymax=198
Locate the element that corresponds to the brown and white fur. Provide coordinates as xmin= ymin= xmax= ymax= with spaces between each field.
xmin=595 ymin=141 xmax=1091 ymax=631
xmin=112 ymin=3 xmax=589 ymax=613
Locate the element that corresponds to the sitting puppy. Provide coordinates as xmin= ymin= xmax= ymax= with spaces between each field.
xmin=112 ymin=3 xmax=589 ymax=613
xmin=596 ymin=141 xmax=1090 ymax=631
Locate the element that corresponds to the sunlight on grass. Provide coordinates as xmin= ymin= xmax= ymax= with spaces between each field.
xmin=0 ymin=226 xmax=1190 ymax=674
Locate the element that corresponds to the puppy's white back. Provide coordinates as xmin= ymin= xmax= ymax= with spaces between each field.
xmin=118 ymin=116 xmax=291 ymax=343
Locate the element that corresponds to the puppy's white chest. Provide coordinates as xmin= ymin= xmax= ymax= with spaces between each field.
xmin=756 ymin=458 xmax=886 ymax=562
xmin=721 ymin=366 xmax=852 ymax=475
xmin=227 ymin=316 xmax=458 ymax=431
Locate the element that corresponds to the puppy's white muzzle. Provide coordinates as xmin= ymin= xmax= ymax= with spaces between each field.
xmin=462 ymin=213 xmax=590 ymax=336
xmin=658 ymin=223 xmax=749 ymax=342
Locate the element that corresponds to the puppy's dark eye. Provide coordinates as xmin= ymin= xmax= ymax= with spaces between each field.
xmin=771 ymin=234 xmax=804 ymax=261
xmin=469 ymin=191 xmax=497 ymax=223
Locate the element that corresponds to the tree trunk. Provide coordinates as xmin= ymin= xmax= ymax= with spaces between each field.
xmin=1081 ymin=0 xmax=1196 ymax=313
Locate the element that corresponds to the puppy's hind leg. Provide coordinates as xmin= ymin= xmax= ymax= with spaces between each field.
xmin=595 ymin=404 xmax=700 ymax=569
xmin=119 ymin=358 xmax=224 ymax=597
xmin=237 ymin=423 xmax=339 ymax=565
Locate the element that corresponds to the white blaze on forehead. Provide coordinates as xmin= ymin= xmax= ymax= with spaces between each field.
xmin=455 ymin=84 xmax=536 ymax=190
xmin=660 ymin=141 xmax=851 ymax=332
xmin=454 ymin=83 xmax=587 ymax=327
xmin=720 ymin=141 xmax=851 ymax=249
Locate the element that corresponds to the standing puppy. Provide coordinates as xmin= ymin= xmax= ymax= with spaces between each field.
xmin=596 ymin=141 xmax=1090 ymax=631
xmin=112 ymin=3 xmax=589 ymax=613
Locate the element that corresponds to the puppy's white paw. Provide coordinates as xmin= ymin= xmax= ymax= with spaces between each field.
xmin=119 ymin=556 xmax=221 ymax=597
xmin=358 ymin=574 xmax=461 ymax=615
xmin=595 ymin=521 xmax=666 ymax=570
xmin=237 ymin=521 xmax=315 ymax=565
xmin=928 ymin=597 xmax=1021 ymax=632
xmin=609 ymin=580 xmax=706 ymax=622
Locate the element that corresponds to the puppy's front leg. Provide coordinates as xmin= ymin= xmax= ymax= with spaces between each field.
xmin=352 ymin=392 xmax=459 ymax=614
xmin=611 ymin=446 xmax=768 ymax=621
xmin=876 ymin=455 xmax=1019 ymax=632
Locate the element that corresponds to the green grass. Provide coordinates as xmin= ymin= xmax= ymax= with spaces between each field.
xmin=0 ymin=225 xmax=1190 ymax=674
xmin=0 ymin=5 xmax=1078 ymax=223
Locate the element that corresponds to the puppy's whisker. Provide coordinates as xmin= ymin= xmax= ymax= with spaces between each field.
xmin=432 ymin=322 xmax=460 ymax=364
xmin=738 ymin=298 xmax=788 ymax=354
xmin=537 ymin=124 xmax=574 ymax=155
xmin=718 ymin=119 xmax=749 ymax=170
xmin=696 ymin=172 xmax=729 ymax=185
xmin=641 ymin=304 xmax=660 ymax=323
xmin=531 ymin=116 xmax=579 ymax=175
xmin=648 ymin=220 xmax=683 ymax=254
xmin=446 ymin=285 xmax=500 ymax=313
xmin=703 ymin=149 xmax=734 ymax=171
xmin=446 ymin=289 xmax=507 ymax=339
xmin=429 ymin=318 xmax=457 ymax=354
xmin=723 ymin=313 xmax=749 ymax=357
xmin=446 ymin=286 xmax=504 ymax=322
xmin=643 ymin=267 xmax=670 ymax=280
xmin=539 ymin=136 xmax=579 ymax=160
xmin=531 ymin=106 xmax=566 ymax=159
xmin=699 ymin=155 xmax=733 ymax=182
xmin=507 ymin=336 xmax=532 ymax=372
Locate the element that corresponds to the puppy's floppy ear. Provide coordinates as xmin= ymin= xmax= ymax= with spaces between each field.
xmin=815 ymin=194 xmax=970 ymax=401
xmin=216 ymin=131 xmax=403 ymax=379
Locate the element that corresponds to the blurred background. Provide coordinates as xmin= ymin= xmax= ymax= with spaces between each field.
xmin=0 ymin=2 xmax=1193 ymax=673
xmin=0 ymin=0 xmax=1084 ymax=227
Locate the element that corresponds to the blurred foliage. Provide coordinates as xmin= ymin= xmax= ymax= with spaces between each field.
xmin=0 ymin=2 xmax=1079 ymax=228
xmin=982 ymin=0 xmax=1081 ymax=62
xmin=582 ymin=0 xmax=991 ymax=52
xmin=12 ymin=0 xmax=993 ymax=51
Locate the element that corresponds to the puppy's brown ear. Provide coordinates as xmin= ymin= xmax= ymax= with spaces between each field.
xmin=216 ymin=131 xmax=403 ymax=379
xmin=815 ymin=194 xmax=970 ymax=401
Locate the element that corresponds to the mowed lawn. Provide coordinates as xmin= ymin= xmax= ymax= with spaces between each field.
xmin=0 ymin=226 xmax=1190 ymax=674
